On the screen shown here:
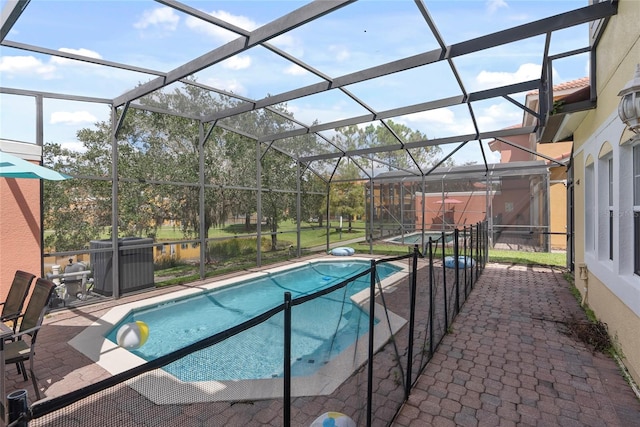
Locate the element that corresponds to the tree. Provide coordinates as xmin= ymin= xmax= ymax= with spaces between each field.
xmin=43 ymin=141 xmax=112 ymax=251
xmin=43 ymin=80 xmax=450 ymax=254
xmin=301 ymin=172 xmax=327 ymax=226
xmin=329 ymin=159 xmax=365 ymax=232
xmin=334 ymin=120 xmax=444 ymax=173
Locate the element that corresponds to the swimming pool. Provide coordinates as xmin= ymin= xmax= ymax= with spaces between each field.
xmin=70 ymin=258 xmax=408 ymax=403
xmin=105 ymin=260 xmax=399 ymax=381
xmin=386 ymin=231 xmax=455 ymax=245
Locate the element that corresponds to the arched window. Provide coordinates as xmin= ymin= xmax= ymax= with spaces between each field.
xmin=598 ymin=142 xmax=614 ymax=261
xmin=585 ymin=155 xmax=595 ymax=252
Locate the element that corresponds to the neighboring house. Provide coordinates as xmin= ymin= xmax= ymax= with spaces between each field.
xmin=530 ymin=78 xmax=590 ymax=252
xmin=538 ymin=0 xmax=640 ymax=385
xmin=367 ymin=160 xmax=550 ymax=252
xmin=0 ymin=140 xmax=45 ymax=302
xmin=537 ymin=143 xmax=572 ymax=251
xmin=488 ymin=78 xmax=591 ymax=252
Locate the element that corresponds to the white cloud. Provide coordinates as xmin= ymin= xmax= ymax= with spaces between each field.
xmin=475 ymin=102 xmax=522 ymax=130
xmin=50 ymin=111 xmax=97 ymax=125
xmin=134 ymin=7 xmax=180 ymax=31
xmin=405 ymin=109 xmax=456 ymax=125
xmin=223 ymin=55 xmax=251 ymax=70
xmin=271 ymin=33 xmax=303 ymax=56
xmin=328 ymin=45 xmax=350 ymax=62
xmin=186 ymin=10 xmax=258 ymax=43
xmin=476 ymin=63 xmax=541 ymax=88
xmin=486 ymin=0 xmax=508 ymax=15
xmin=51 ymin=48 xmax=102 ymax=65
xmin=0 ymin=55 xmax=56 ymax=78
xmin=202 ymin=77 xmax=247 ymax=96
xmin=284 ymin=64 xmax=308 ymax=76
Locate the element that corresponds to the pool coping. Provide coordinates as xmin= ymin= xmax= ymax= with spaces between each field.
xmin=68 ymin=257 xmax=409 ymax=404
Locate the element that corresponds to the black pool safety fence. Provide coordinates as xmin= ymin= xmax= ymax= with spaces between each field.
xmin=16 ymin=221 xmax=489 ymax=427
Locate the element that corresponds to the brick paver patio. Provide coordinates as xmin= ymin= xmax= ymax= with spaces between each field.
xmin=392 ymin=263 xmax=640 ymax=427
xmin=4 ymin=261 xmax=640 ymax=425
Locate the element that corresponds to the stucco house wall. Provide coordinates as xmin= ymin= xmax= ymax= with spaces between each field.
xmin=571 ymin=0 xmax=640 ymax=384
xmin=537 ymin=141 xmax=572 ymax=251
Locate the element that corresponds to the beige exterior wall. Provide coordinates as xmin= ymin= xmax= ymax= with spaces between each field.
xmin=537 ymin=141 xmax=572 ymax=250
xmin=548 ymin=169 xmax=567 ymax=251
xmin=571 ymin=0 xmax=640 ymax=384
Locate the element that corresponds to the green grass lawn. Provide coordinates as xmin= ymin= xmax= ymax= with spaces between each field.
xmin=488 ymin=249 xmax=566 ymax=267
xmin=153 ymin=220 xmax=367 ymax=248
xmin=352 ymin=244 xmax=567 ymax=268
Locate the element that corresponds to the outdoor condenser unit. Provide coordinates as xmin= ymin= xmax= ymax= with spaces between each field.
xmin=90 ymin=237 xmax=155 ymax=296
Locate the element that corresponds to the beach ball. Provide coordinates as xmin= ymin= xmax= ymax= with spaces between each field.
xmin=310 ymin=412 xmax=356 ymax=427
xmin=116 ymin=321 xmax=149 ymax=349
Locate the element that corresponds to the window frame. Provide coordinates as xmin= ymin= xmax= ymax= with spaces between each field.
xmin=634 ymin=144 xmax=640 ymax=276
xmin=585 ymin=162 xmax=595 ymax=252
xmin=608 ymin=157 xmax=614 ymax=261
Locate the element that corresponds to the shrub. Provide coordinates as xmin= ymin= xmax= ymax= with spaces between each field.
xmin=154 ymin=254 xmax=182 ymax=271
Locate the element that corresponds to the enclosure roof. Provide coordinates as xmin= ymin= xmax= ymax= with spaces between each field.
xmin=371 ymin=160 xmax=550 ymax=183
xmin=0 ymin=0 xmax=618 ymax=179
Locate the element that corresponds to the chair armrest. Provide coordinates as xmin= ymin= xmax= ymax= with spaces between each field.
xmin=0 ymin=313 xmax=20 ymax=322
xmin=6 ymin=325 xmax=42 ymax=341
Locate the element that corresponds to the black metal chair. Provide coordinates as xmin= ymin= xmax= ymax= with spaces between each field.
xmin=4 ymin=278 xmax=56 ymax=400
xmin=0 ymin=270 xmax=36 ymax=332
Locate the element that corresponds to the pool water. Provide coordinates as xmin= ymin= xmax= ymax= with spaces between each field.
xmin=389 ymin=232 xmax=454 ymax=245
xmin=106 ymin=260 xmax=401 ymax=381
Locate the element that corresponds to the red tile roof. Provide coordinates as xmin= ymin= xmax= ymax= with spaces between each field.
xmin=528 ymin=76 xmax=589 ymax=95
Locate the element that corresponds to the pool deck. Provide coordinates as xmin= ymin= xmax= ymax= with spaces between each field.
xmin=6 ymin=258 xmax=640 ymax=426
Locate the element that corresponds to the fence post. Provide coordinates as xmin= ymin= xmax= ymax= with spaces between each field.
xmin=283 ymin=292 xmax=292 ymax=427
xmin=454 ymin=228 xmax=459 ymax=311
xmin=441 ymin=232 xmax=448 ymax=330
xmin=464 ymin=224 xmax=475 ymax=289
xmin=485 ymin=220 xmax=489 ymax=266
xmin=8 ymin=389 xmax=28 ymax=427
xmin=463 ymin=226 xmax=468 ymax=297
xmin=405 ymin=246 xmax=419 ymax=398
xmin=366 ymin=260 xmax=377 ymax=427
xmin=428 ymin=239 xmax=434 ymax=356
xmin=476 ymin=222 xmax=480 ymax=281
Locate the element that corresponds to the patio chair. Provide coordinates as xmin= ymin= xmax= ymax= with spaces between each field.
xmin=4 ymin=278 xmax=56 ymax=401
xmin=0 ymin=270 xmax=36 ymax=332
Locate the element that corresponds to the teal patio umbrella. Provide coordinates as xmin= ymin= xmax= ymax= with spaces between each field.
xmin=0 ymin=151 xmax=70 ymax=180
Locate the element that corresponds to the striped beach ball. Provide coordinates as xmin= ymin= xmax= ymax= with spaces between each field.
xmin=310 ymin=412 xmax=356 ymax=427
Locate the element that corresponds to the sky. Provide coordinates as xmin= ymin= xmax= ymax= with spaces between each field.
xmin=0 ymin=0 xmax=593 ymax=166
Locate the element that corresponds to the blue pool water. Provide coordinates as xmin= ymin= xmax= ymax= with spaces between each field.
xmin=106 ymin=260 xmax=401 ymax=381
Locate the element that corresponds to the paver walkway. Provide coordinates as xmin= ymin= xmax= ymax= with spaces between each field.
xmin=393 ymin=263 xmax=640 ymax=427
